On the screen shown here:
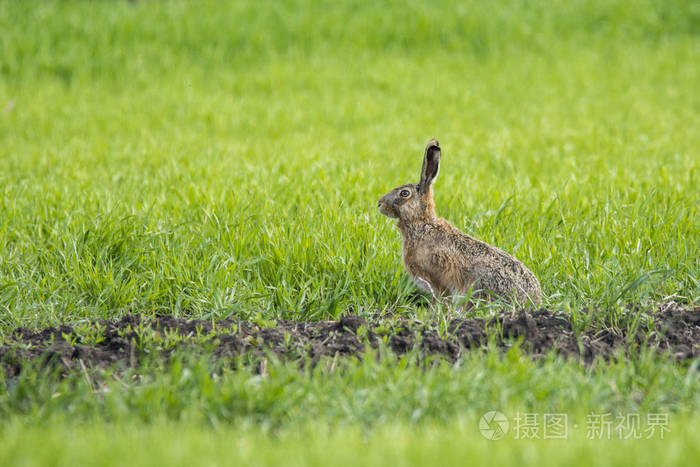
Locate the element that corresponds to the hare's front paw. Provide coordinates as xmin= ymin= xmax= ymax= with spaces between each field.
xmin=413 ymin=277 xmax=434 ymax=296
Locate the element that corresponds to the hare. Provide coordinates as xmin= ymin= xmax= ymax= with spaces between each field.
xmin=377 ymin=139 xmax=542 ymax=308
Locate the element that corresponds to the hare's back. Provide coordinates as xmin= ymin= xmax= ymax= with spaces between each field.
xmin=445 ymin=227 xmax=542 ymax=304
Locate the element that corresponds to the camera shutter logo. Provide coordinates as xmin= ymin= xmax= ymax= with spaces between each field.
xmin=479 ymin=411 xmax=509 ymax=440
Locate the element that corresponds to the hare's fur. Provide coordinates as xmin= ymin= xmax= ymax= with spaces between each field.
xmin=378 ymin=139 xmax=542 ymax=307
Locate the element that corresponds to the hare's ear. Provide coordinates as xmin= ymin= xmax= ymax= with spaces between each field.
xmin=418 ymin=139 xmax=441 ymax=194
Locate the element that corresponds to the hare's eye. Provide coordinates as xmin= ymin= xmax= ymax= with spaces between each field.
xmin=399 ymin=189 xmax=410 ymax=198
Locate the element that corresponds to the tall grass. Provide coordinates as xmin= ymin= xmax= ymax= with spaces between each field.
xmin=1 ymin=1 xmax=697 ymax=330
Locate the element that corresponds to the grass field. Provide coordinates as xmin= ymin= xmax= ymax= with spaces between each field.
xmin=0 ymin=0 xmax=698 ymax=465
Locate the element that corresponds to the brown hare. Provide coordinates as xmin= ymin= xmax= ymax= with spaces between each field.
xmin=377 ymin=139 xmax=542 ymax=308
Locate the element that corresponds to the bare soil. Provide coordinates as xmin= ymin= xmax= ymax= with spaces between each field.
xmin=2 ymin=303 xmax=698 ymax=375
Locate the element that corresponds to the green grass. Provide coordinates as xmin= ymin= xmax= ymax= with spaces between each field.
xmin=1 ymin=0 xmax=697 ymax=329
xmin=4 ymin=349 xmax=700 ymax=426
xmin=0 ymin=0 xmax=698 ymax=464
xmin=3 ymin=417 xmax=700 ymax=467
xmin=2 ymin=349 xmax=700 ymax=465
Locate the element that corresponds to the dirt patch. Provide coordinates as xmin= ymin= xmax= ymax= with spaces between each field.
xmin=1 ymin=303 xmax=698 ymax=375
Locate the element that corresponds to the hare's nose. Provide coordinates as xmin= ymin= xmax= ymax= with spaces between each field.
xmin=377 ymin=200 xmax=383 ymax=208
